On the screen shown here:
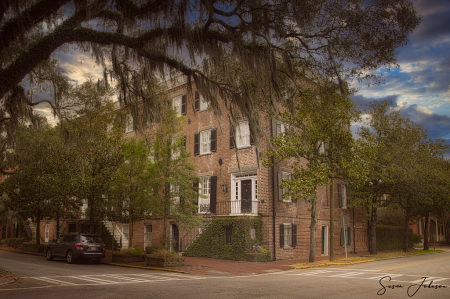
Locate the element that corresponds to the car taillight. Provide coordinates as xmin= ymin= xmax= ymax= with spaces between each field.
xmin=75 ymin=243 xmax=83 ymax=250
xmin=103 ymin=245 xmax=106 ymax=250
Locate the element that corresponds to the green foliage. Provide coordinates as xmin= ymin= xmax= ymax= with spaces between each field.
xmin=145 ymin=245 xmax=164 ymax=254
xmin=412 ymin=234 xmax=422 ymax=244
xmin=245 ymin=250 xmax=272 ymax=262
xmin=377 ymin=205 xmax=405 ymax=227
xmin=131 ymin=247 xmax=143 ymax=256
xmin=184 ymin=217 xmax=264 ymax=261
xmin=376 ymin=225 xmax=413 ymax=251
xmin=5 ymin=238 xmax=22 ymax=247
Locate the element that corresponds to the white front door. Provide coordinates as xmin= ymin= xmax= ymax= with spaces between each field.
xmin=45 ymin=224 xmax=49 ymax=243
xmin=144 ymin=224 xmax=152 ymax=248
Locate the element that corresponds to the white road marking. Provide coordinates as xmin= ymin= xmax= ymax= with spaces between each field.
xmin=30 ymin=277 xmax=77 ymax=285
xmin=409 ymin=277 xmax=449 ymax=284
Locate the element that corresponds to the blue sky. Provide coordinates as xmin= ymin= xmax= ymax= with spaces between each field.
xmin=350 ymin=0 xmax=450 ymax=143
xmin=38 ymin=0 xmax=450 ymax=146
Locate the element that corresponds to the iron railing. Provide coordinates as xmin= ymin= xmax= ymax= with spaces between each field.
xmin=179 ymin=214 xmax=212 ymax=252
xmin=213 ymin=200 xmax=259 ymax=216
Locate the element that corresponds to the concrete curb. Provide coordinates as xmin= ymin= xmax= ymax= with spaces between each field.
xmin=295 ymin=260 xmax=376 ymax=269
xmin=105 ymin=262 xmax=185 ymax=273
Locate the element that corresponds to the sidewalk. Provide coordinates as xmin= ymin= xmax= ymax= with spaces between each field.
xmin=1 ymin=241 xmax=447 ymax=277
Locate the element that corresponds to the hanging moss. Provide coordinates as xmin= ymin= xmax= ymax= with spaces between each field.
xmin=184 ymin=216 xmax=264 ymax=261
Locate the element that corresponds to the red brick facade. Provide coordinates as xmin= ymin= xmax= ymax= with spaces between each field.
xmin=33 ymin=78 xmax=369 ymax=260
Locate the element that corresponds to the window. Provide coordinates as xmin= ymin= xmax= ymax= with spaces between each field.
xmin=125 ymin=114 xmax=133 ymax=133
xmin=198 ymin=177 xmax=211 ymax=213
xmin=280 ymin=223 xmax=297 ymax=248
xmin=81 ymin=199 xmax=88 ymax=219
xmin=225 ymin=226 xmax=233 ymax=245
xmin=317 ymin=142 xmax=325 ymax=154
xmin=200 ymin=130 xmax=211 ymax=154
xmin=338 ymin=183 xmax=347 ymax=209
xmin=340 ymin=227 xmax=352 ymax=246
xmin=195 ymin=91 xmax=209 ymax=111
xmin=278 ymin=171 xmax=292 ymax=202
xmin=236 ymin=121 xmax=250 ymax=148
xmin=194 ymin=129 xmax=216 ymax=155
xmin=172 ymin=95 xmax=186 ymax=116
xmin=171 ymin=136 xmax=185 ymax=160
xmin=276 ymin=121 xmax=290 ymax=136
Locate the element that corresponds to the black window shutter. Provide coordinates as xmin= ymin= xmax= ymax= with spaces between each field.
xmin=194 ymin=133 xmax=199 ymax=156
xmin=250 ymin=126 xmax=254 ymax=145
xmin=210 ymin=176 xmax=217 ymax=213
xmin=338 ymin=184 xmax=343 ymax=208
xmin=181 ymin=95 xmax=187 ymax=115
xmin=347 ymin=227 xmax=352 ymax=245
xmin=280 ymin=224 xmax=284 ymax=247
xmin=292 ymin=224 xmax=297 ymax=247
xmin=184 ymin=136 xmax=186 ymax=149
xmin=193 ymin=181 xmax=199 ymax=206
xmin=194 ymin=91 xmax=200 ymax=111
xmin=230 ymin=125 xmax=235 ymax=148
xmin=211 ymin=129 xmax=217 ymax=152
xmin=278 ymin=171 xmax=283 ymax=201
xmin=340 ymin=228 xmax=344 ymax=246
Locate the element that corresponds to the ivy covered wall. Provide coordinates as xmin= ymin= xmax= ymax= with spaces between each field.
xmin=184 ymin=216 xmax=264 ymax=261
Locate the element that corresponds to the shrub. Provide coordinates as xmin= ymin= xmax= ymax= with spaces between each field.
xmin=377 ymin=225 xmax=413 ymax=251
xmin=131 ymin=247 xmax=142 ymax=256
xmin=412 ymin=234 xmax=422 ymax=244
xmin=145 ymin=245 xmax=163 ymax=254
xmin=6 ymin=238 xmax=23 ymax=247
xmin=23 ymin=243 xmax=46 ymax=253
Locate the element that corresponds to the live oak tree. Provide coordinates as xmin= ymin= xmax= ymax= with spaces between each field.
xmin=148 ymin=104 xmax=200 ymax=250
xmin=352 ymin=100 xmax=450 ymax=254
xmin=0 ymin=121 xmax=76 ymax=244
xmin=62 ymin=81 xmax=124 ymax=234
xmin=107 ymin=138 xmax=155 ymax=249
xmin=264 ymin=83 xmax=361 ymax=262
xmin=0 ymin=0 xmax=420 ymax=143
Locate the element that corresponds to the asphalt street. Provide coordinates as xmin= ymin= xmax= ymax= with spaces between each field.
xmin=1 ymin=249 xmax=449 ymax=299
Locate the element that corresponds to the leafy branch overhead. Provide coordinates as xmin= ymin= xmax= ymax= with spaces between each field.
xmin=0 ymin=0 xmax=420 ymax=136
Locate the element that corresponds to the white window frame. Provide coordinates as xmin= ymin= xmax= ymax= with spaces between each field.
xmin=45 ymin=224 xmax=49 ymax=243
xmin=283 ymin=223 xmax=292 ymax=248
xmin=198 ymin=177 xmax=211 ymax=213
xmin=125 ymin=114 xmax=134 ymax=133
xmin=200 ymin=130 xmax=211 ymax=155
xmin=144 ymin=224 xmax=152 ymax=247
xmin=281 ymin=172 xmax=292 ymax=202
xmin=231 ymin=172 xmax=258 ymax=214
xmin=277 ymin=122 xmax=290 ymax=136
xmin=172 ymin=95 xmax=182 ymax=116
xmin=317 ymin=142 xmax=325 ymax=154
xmin=170 ymin=184 xmax=180 ymax=208
xmin=81 ymin=199 xmax=88 ymax=219
xmin=171 ymin=137 xmax=182 ymax=160
xmin=199 ymin=94 xmax=209 ymax=111
xmin=236 ymin=120 xmax=250 ymax=148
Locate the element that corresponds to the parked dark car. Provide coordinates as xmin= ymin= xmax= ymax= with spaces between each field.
xmin=46 ymin=232 xmax=106 ymax=264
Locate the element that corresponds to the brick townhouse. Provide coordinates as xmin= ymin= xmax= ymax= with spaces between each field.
xmin=34 ymin=76 xmax=369 ymax=260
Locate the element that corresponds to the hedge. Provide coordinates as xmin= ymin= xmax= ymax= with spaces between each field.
xmin=5 ymin=238 xmax=23 ymax=247
xmin=184 ymin=216 xmax=266 ymax=261
xmin=377 ymin=225 xmax=413 ymax=251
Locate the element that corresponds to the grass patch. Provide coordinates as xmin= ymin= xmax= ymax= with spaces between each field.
xmin=290 ymin=250 xmax=443 ymax=268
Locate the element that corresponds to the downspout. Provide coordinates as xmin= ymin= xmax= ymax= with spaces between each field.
xmin=271 ymin=118 xmax=276 ymax=260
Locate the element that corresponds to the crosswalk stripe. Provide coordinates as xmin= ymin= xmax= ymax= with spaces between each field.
xmin=331 ymin=272 xmax=366 ymax=277
xmin=105 ymin=275 xmax=151 ymax=282
xmin=70 ymin=276 xmax=117 ymax=284
xmin=31 ymin=277 xmax=76 ymax=285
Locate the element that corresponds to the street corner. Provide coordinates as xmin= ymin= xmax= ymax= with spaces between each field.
xmin=105 ymin=262 xmax=186 ymax=274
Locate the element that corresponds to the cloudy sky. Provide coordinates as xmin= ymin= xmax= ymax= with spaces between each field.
xmin=350 ymin=0 xmax=450 ymax=144
xmin=42 ymin=0 xmax=450 ymax=146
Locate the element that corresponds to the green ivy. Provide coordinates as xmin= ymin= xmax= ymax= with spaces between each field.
xmin=184 ymin=216 xmax=264 ymax=261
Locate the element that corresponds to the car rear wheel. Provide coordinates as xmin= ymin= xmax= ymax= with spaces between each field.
xmin=66 ymin=250 xmax=75 ymax=264
xmin=46 ymin=249 xmax=54 ymax=261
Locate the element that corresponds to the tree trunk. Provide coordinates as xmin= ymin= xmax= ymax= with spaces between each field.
xmin=330 ymin=179 xmax=335 ymax=261
xmin=35 ymin=209 xmax=41 ymax=245
xmin=89 ymin=197 xmax=96 ymax=233
xmin=129 ymin=209 xmax=134 ymax=249
xmin=370 ymin=198 xmax=377 ymax=255
xmin=56 ymin=211 xmax=60 ymax=240
xmin=403 ymin=205 xmax=411 ymax=252
xmin=423 ymin=213 xmax=430 ymax=250
xmin=309 ymin=193 xmax=318 ymax=263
